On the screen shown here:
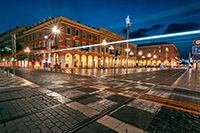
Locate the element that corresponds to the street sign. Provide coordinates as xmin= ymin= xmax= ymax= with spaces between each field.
xmin=193 ymin=54 xmax=200 ymax=60
xmin=192 ymin=46 xmax=200 ymax=54
xmin=194 ymin=38 xmax=200 ymax=46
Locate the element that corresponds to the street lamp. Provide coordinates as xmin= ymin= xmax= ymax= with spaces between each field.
xmin=125 ymin=15 xmax=132 ymax=72
xmin=24 ymin=47 xmax=30 ymax=67
xmin=102 ymin=39 xmax=107 ymax=69
xmin=147 ymin=53 xmax=151 ymax=58
xmin=52 ymin=26 xmax=60 ymax=64
xmin=138 ymin=51 xmax=142 ymax=56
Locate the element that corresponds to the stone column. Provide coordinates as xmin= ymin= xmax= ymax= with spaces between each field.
xmin=79 ymin=57 xmax=81 ymax=68
xmin=85 ymin=56 xmax=88 ymax=68
xmin=71 ymin=56 xmax=74 ymax=68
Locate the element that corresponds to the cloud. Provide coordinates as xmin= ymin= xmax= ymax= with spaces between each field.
xmin=164 ymin=22 xmax=200 ymax=33
xmin=120 ymin=24 xmax=163 ymax=38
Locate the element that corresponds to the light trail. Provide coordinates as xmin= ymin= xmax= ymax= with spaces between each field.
xmin=53 ymin=30 xmax=200 ymax=53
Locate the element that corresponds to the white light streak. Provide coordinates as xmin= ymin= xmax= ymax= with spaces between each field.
xmin=34 ymin=30 xmax=200 ymax=54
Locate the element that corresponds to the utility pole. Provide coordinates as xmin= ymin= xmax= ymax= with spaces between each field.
xmin=12 ymin=33 xmax=16 ymax=82
xmin=188 ymin=52 xmax=191 ymax=69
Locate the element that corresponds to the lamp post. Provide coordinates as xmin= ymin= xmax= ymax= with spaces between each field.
xmin=165 ymin=46 xmax=169 ymax=67
xmin=125 ymin=15 xmax=132 ymax=73
xmin=24 ymin=47 xmax=30 ymax=67
xmin=52 ymin=26 xmax=60 ymax=64
xmin=109 ymin=45 xmax=114 ymax=68
xmin=103 ymin=39 xmax=107 ymax=69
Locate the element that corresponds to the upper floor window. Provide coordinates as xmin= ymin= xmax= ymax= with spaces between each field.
xmin=75 ymin=29 xmax=80 ymax=37
xmin=89 ymin=34 xmax=93 ymax=40
xmin=66 ymin=38 xmax=72 ymax=47
xmin=95 ymin=46 xmax=98 ymax=51
xmin=34 ymin=33 xmax=37 ymax=40
xmin=89 ymin=44 xmax=92 ymax=50
xmin=43 ymin=41 xmax=46 ymax=47
xmin=94 ymin=35 xmax=98 ymax=41
xmin=75 ymin=41 xmax=80 ymax=47
xmin=82 ymin=32 xmax=87 ymax=39
xmin=82 ymin=42 xmax=86 ymax=50
xmin=66 ymin=27 xmax=72 ymax=35
xmin=39 ymin=42 xmax=42 ymax=48
xmin=39 ymin=32 xmax=41 ymax=38
xmin=101 ymin=47 xmax=104 ymax=52
xmin=31 ymin=34 xmax=33 ymax=40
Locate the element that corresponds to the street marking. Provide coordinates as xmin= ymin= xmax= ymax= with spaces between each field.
xmin=74 ymin=80 xmax=200 ymax=115
xmin=97 ymin=115 xmax=144 ymax=133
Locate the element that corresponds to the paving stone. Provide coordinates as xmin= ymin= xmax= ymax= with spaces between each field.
xmin=111 ymin=106 xmax=155 ymax=130
xmin=77 ymin=122 xmax=117 ymax=133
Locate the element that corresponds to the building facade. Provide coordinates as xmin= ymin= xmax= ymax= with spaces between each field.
xmin=136 ymin=43 xmax=180 ymax=67
xmin=21 ymin=16 xmax=137 ymax=69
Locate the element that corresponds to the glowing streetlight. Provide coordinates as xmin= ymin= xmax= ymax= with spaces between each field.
xmin=52 ymin=26 xmax=60 ymax=34
xmin=109 ymin=45 xmax=114 ymax=50
xmin=138 ymin=51 xmax=142 ymax=56
xmin=102 ymin=39 xmax=107 ymax=69
xmin=147 ymin=53 xmax=151 ymax=58
xmin=52 ymin=26 xmax=60 ymax=65
xmin=130 ymin=52 xmax=134 ymax=56
xmin=153 ymin=55 xmax=157 ymax=59
xmin=24 ymin=47 xmax=30 ymax=67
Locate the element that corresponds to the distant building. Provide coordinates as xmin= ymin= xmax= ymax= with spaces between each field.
xmin=137 ymin=42 xmax=180 ymax=67
xmin=0 ymin=26 xmax=27 ymax=54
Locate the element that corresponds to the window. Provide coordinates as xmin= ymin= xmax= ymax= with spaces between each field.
xmin=89 ymin=44 xmax=92 ymax=50
xmin=82 ymin=42 xmax=86 ymax=50
xmin=75 ymin=41 xmax=80 ymax=47
xmin=89 ymin=34 xmax=93 ymax=40
xmin=159 ymin=55 xmax=161 ymax=58
xmin=154 ymin=50 xmax=156 ymax=53
xmin=95 ymin=46 xmax=98 ymax=51
xmin=43 ymin=41 xmax=46 ymax=47
xmin=94 ymin=35 xmax=98 ymax=41
xmin=66 ymin=27 xmax=72 ymax=35
xmin=48 ymin=40 xmax=51 ymax=47
xmin=43 ymin=30 xmax=46 ymax=36
xmin=31 ymin=34 xmax=33 ymax=40
xmin=34 ymin=43 xmax=37 ymax=49
xmin=66 ymin=39 xmax=72 ymax=47
xmin=120 ymin=44 xmax=122 ymax=47
xmin=39 ymin=32 xmax=41 ymax=38
xmin=34 ymin=33 xmax=37 ymax=39
xmin=101 ymin=47 xmax=104 ymax=52
xmin=39 ymin=42 xmax=42 ymax=48
xmin=149 ymin=50 xmax=151 ymax=53
xmin=122 ymin=44 xmax=124 ymax=48
xmin=159 ymin=46 xmax=161 ymax=49
xmin=75 ymin=29 xmax=80 ymax=37
xmin=48 ymin=30 xmax=51 ymax=35
xmin=159 ymin=50 xmax=161 ymax=53
xmin=82 ymin=32 xmax=87 ymax=39
xmin=106 ymin=48 xmax=108 ymax=53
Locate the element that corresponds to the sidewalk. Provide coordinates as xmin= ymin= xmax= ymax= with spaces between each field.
xmin=175 ymin=68 xmax=200 ymax=92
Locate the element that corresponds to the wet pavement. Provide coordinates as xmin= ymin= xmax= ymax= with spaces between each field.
xmin=0 ymin=67 xmax=199 ymax=133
